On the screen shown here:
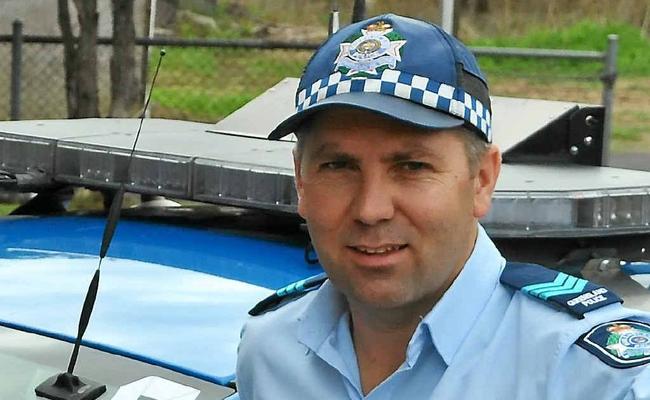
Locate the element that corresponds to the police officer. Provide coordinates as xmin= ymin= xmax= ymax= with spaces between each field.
xmin=234 ymin=14 xmax=650 ymax=399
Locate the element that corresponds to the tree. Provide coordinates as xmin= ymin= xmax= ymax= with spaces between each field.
xmin=351 ymin=0 xmax=366 ymax=23
xmin=109 ymin=0 xmax=140 ymax=117
xmin=58 ymin=0 xmax=100 ymax=118
xmin=58 ymin=0 xmax=141 ymax=118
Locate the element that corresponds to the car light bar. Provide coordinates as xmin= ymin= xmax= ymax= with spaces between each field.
xmin=484 ymin=188 xmax=650 ymax=238
xmin=0 ymin=132 xmax=54 ymax=174
xmin=56 ymin=142 xmax=131 ymax=188
xmin=193 ymin=157 xmax=297 ymax=212
xmin=1 ymin=121 xmax=650 ymax=238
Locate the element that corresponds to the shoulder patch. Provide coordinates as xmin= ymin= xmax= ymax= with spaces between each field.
xmin=500 ymin=262 xmax=622 ymax=319
xmin=248 ymin=273 xmax=327 ymax=316
xmin=577 ymin=320 xmax=650 ymax=368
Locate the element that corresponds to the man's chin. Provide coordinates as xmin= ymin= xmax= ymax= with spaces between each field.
xmin=327 ymin=269 xmax=416 ymax=310
xmin=347 ymin=287 xmax=413 ymax=312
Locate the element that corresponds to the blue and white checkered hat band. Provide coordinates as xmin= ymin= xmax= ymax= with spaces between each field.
xmin=296 ymin=69 xmax=492 ymax=141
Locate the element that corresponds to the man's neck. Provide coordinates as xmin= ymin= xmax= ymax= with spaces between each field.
xmin=349 ymin=306 xmax=421 ymax=396
xmin=348 ymin=294 xmax=442 ymax=396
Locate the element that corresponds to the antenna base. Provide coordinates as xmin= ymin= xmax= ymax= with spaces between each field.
xmin=35 ymin=372 xmax=106 ymax=400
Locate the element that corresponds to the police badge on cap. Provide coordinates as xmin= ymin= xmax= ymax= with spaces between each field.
xmin=334 ymin=21 xmax=407 ymax=77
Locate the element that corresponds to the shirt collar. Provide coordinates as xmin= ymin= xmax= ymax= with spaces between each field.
xmin=420 ymin=224 xmax=505 ymax=366
xmin=296 ymin=280 xmax=347 ymax=353
xmin=296 ymin=287 xmax=364 ymax=391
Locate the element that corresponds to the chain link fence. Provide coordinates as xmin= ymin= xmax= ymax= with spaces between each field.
xmin=0 ymin=21 xmax=624 ymax=155
xmin=0 ymin=41 xmax=603 ymax=118
xmin=0 ymin=32 xmax=314 ymax=122
xmin=17 ymin=42 xmax=67 ymax=119
xmin=0 ymin=39 xmax=140 ymax=120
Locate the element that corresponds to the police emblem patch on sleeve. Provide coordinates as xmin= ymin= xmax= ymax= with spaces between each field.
xmin=577 ymin=320 xmax=650 ymax=368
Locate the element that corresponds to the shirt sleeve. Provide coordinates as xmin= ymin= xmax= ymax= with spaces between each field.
xmin=550 ymin=316 xmax=650 ymax=399
xmin=626 ymin=364 xmax=650 ymax=400
xmin=235 ymin=321 xmax=254 ymax=400
xmin=552 ymin=344 xmax=646 ymax=399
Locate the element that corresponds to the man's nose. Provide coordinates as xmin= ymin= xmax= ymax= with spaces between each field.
xmin=353 ymin=171 xmax=395 ymax=225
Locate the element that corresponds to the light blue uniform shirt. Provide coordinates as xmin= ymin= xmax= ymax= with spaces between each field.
xmin=234 ymin=226 xmax=650 ymax=399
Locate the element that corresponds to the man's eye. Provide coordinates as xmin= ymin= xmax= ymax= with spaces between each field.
xmin=319 ymin=161 xmax=350 ymax=170
xmin=399 ymin=161 xmax=430 ymax=171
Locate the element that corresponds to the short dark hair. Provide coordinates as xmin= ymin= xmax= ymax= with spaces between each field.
xmin=456 ymin=126 xmax=490 ymax=176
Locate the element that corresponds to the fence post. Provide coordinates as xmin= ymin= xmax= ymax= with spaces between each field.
xmin=328 ymin=5 xmax=340 ymax=36
xmin=601 ymin=34 xmax=618 ymax=166
xmin=10 ymin=19 xmax=23 ymax=121
xmin=441 ymin=0 xmax=455 ymax=34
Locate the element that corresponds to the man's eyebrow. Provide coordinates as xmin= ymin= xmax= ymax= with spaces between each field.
xmin=382 ymin=148 xmax=444 ymax=163
xmin=311 ymin=142 xmax=351 ymax=158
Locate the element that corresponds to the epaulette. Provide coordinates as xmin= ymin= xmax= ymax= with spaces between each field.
xmin=500 ymin=262 xmax=622 ymax=319
xmin=248 ymin=273 xmax=327 ymax=316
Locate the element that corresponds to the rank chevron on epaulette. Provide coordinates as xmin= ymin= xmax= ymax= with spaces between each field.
xmin=521 ymin=273 xmax=588 ymax=300
xmin=500 ymin=262 xmax=623 ymax=319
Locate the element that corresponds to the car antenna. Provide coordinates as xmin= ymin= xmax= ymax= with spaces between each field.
xmin=35 ymin=49 xmax=167 ymax=400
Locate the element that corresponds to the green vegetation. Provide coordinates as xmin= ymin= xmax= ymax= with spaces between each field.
xmin=469 ymin=21 xmax=650 ymax=150
xmin=66 ymin=189 xmax=140 ymax=211
xmin=67 ymin=188 xmax=104 ymax=211
xmin=615 ymin=126 xmax=643 ymax=142
xmin=150 ymin=17 xmax=650 ymax=152
xmin=613 ymin=109 xmax=649 ymax=143
xmin=469 ymin=20 xmax=650 ymax=77
xmin=0 ymin=203 xmax=17 ymax=216
xmin=151 ymin=46 xmax=310 ymax=122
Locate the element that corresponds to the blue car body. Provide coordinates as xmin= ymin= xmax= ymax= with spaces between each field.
xmin=0 ymin=215 xmax=322 ymax=386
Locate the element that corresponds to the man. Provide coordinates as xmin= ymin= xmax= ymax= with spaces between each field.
xmin=235 ymin=14 xmax=650 ymax=399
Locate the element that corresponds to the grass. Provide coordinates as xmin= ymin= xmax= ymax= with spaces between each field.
xmin=487 ymin=75 xmax=650 ymax=152
xmin=469 ymin=20 xmax=650 ymax=76
xmin=154 ymin=88 xmax=254 ymax=121
xmin=0 ymin=203 xmax=17 ymax=216
xmin=148 ymin=19 xmax=650 ymax=153
xmin=615 ymin=126 xmax=644 ymax=142
xmin=151 ymin=46 xmax=310 ymax=122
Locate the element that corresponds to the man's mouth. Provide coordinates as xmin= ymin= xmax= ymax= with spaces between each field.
xmin=349 ymin=244 xmax=408 ymax=255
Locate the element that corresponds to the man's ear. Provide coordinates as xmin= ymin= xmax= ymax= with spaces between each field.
xmin=473 ymin=145 xmax=501 ymax=219
xmin=293 ymin=149 xmax=306 ymax=218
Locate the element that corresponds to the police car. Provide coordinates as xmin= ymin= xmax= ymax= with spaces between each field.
xmin=1 ymin=78 xmax=649 ymax=399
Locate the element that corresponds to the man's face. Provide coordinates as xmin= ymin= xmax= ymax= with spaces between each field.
xmin=294 ymin=108 xmax=499 ymax=314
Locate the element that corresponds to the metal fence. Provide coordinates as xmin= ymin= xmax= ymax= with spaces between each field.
xmin=1 ymin=19 xmax=619 ymax=158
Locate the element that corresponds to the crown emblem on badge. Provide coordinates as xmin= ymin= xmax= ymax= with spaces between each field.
xmin=607 ymin=323 xmax=633 ymax=334
xmin=364 ymin=21 xmax=393 ymax=32
xmin=334 ymin=20 xmax=407 ymax=77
